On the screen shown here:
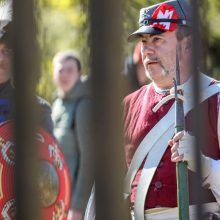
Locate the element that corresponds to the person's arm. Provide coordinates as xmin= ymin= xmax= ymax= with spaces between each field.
xmin=71 ymin=98 xmax=94 ymax=217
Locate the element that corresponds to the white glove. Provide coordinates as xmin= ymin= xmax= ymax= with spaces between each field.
xmin=178 ymin=131 xmax=212 ymax=178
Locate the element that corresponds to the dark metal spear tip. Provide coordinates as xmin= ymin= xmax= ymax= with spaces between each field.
xmin=173 ymin=77 xmax=178 ymax=100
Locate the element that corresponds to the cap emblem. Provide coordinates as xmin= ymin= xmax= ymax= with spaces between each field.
xmin=151 ymin=3 xmax=178 ymax=31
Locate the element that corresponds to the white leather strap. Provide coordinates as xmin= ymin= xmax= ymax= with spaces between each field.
xmin=152 ymin=94 xmax=185 ymax=112
xmin=124 ymin=104 xmax=175 ymax=198
xmin=134 ymin=127 xmax=174 ymax=219
xmin=153 ymin=74 xmax=215 ymax=113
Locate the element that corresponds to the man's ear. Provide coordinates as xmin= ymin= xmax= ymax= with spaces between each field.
xmin=183 ymin=36 xmax=192 ymax=51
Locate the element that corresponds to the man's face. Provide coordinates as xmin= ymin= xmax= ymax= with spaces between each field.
xmin=140 ymin=31 xmax=177 ymax=85
xmin=0 ymin=42 xmax=11 ymax=84
xmin=53 ymin=59 xmax=80 ymax=94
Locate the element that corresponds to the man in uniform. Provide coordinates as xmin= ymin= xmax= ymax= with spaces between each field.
xmin=124 ymin=0 xmax=220 ymax=219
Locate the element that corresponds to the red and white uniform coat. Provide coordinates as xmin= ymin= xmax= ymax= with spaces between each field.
xmin=123 ymin=82 xmax=220 ymax=209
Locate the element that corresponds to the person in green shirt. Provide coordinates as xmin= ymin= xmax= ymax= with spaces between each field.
xmin=52 ymin=50 xmax=93 ymax=220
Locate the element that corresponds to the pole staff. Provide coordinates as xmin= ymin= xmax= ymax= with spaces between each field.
xmin=174 ymin=43 xmax=190 ymax=220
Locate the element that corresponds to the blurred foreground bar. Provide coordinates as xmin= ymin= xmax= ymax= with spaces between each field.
xmin=191 ymin=0 xmax=208 ymax=219
xmin=89 ymin=0 xmax=130 ymax=219
xmin=13 ymin=0 xmax=40 ymax=219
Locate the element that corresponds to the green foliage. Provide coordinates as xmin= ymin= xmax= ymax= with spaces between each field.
xmin=37 ymin=0 xmax=220 ymax=102
xmin=203 ymin=0 xmax=220 ymax=79
xmin=37 ymin=0 xmax=88 ymax=103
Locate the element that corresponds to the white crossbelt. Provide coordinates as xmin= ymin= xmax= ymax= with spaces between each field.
xmin=124 ymin=74 xmax=220 ymax=220
xmin=134 ymin=123 xmax=175 ymax=219
xmin=124 ymin=102 xmax=175 ymax=199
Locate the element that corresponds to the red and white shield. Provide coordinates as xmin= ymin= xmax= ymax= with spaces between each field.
xmin=0 ymin=121 xmax=71 ymax=220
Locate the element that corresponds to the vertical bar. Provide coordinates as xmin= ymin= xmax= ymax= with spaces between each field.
xmin=13 ymin=0 xmax=40 ymax=219
xmin=191 ymin=0 xmax=204 ymax=219
xmin=89 ymin=0 xmax=129 ymax=220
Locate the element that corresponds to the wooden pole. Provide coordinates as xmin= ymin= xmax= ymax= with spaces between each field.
xmin=175 ymin=45 xmax=189 ymax=220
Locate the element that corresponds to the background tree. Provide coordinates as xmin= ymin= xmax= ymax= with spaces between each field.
xmin=37 ymin=0 xmax=88 ymax=102
xmin=37 ymin=0 xmax=220 ymax=102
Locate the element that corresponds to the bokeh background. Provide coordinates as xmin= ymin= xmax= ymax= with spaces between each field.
xmin=37 ymin=0 xmax=220 ymax=102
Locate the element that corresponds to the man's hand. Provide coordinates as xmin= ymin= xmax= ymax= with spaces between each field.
xmin=169 ymin=131 xmax=185 ymax=163
xmin=67 ymin=209 xmax=83 ymax=220
xmin=169 ymin=131 xmax=212 ymax=178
